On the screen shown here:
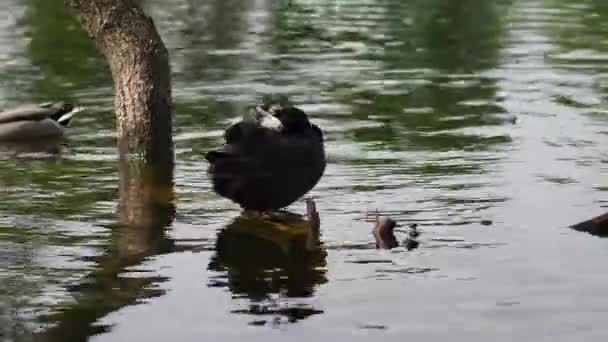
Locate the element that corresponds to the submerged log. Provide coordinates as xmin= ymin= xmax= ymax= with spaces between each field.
xmin=372 ymin=212 xmax=398 ymax=249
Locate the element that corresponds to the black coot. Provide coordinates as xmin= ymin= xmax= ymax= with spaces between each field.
xmin=206 ymin=105 xmax=325 ymax=211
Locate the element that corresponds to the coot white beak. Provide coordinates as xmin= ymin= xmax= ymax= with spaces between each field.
xmin=253 ymin=106 xmax=284 ymax=131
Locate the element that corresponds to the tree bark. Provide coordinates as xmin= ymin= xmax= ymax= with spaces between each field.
xmin=65 ymin=0 xmax=173 ymax=157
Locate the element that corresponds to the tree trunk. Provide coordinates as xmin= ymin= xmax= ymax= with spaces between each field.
xmin=65 ymin=0 xmax=173 ymax=157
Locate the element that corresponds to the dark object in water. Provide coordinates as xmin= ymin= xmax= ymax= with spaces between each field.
xmin=569 ymin=212 xmax=608 ymax=237
xmin=206 ymin=105 xmax=326 ymax=211
xmin=403 ymin=223 xmax=420 ymax=251
xmin=373 ymin=215 xmax=398 ymax=249
xmin=372 ymin=215 xmax=421 ymax=250
xmin=403 ymin=237 xmax=420 ymax=251
xmin=408 ymin=223 xmax=420 ymax=238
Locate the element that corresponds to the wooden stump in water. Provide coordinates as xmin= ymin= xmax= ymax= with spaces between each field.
xmin=372 ymin=212 xmax=398 ymax=249
xmin=306 ymin=198 xmax=321 ymax=250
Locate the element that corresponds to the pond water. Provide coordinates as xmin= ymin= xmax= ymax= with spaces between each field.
xmin=1 ymin=0 xmax=608 ymax=341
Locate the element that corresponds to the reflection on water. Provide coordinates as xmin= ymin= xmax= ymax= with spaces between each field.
xmin=208 ymin=215 xmax=327 ymax=325
xmin=0 ymin=136 xmax=64 ymax=158
xmin=1 ymin=0 xmax=608 ymax=340
xmin=32 ymin=155 xmax=177 ymax=341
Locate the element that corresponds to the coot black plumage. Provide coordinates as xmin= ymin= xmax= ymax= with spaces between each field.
xmin=206 ymin=105 xmax=325 ymax=211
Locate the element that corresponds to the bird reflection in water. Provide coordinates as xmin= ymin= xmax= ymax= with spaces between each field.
xmin=0 ymin=136 xmax=65 ymax=159
xmin=208 ymin=211 xmax=327 ymax=326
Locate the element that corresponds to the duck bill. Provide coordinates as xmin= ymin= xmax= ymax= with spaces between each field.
xmin=57 ymin=106 xmax=85 ymax=126
xmin=252 ymin=106 xmax=283 ymax=131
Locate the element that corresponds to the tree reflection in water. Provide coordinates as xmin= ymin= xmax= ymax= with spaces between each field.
xmin=34 ymin=152 xmax=177 ymax=341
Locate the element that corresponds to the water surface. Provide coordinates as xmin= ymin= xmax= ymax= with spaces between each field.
xmin=1 ymin=0 xmax=607 ymax=341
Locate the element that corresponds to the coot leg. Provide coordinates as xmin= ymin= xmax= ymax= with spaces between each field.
xmin=243 ymin=209 xmax=276 ymax=219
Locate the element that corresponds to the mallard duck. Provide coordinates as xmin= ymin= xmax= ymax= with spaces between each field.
xmin=206 ymin=105 xmax=326 ymax=211
xmin=0 ymin=102 xmax=81 ymax=141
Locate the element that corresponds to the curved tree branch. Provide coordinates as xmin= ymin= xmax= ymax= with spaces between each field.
xmin=65 ymin=0 xmax=173 ymax=158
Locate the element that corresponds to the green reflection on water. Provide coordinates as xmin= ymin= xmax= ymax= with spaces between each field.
xmin=19 ymin=0 xmax=110 ymax=100
xmin=14 ymin=0 xmax=608 ymax=340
